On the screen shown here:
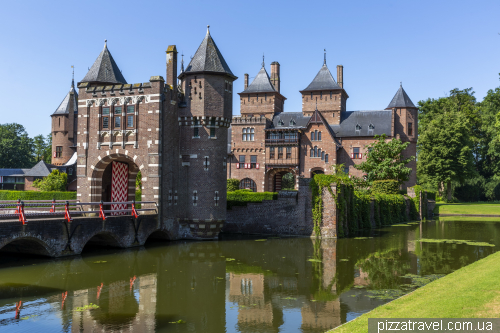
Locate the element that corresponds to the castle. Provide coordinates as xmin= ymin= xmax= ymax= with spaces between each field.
xmin=228 ymin=54 xmax=417 ymax=191
xmin=51 ymin=27 xmax=235 ymax=239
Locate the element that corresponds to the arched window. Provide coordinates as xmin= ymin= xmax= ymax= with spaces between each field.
xmin=311 ymin=131 xmax=315 ymax=141
xmin=310 ymin=92 xmax=313 ymax=100
xmin=320 ymin=91 xmax=323 ymax=99
xmin=321 ymin=151 xmax=325 ymax=160
xmin=325 ymin=154 xmax=329 ymax=163
xmin=318 ymin=131 xmax=322 ymax=141
xmin=310 ymin=148 xmax=313 ymax=157
xmin=314 ymin=146 xmax=318 ymax=157
xmin=240 ymin=178 xmax=257 ymax=192
xmin=330 ymin=91 xmax=332 ymax=99
xmin=318 ymin=148 xmax=322 ymax=157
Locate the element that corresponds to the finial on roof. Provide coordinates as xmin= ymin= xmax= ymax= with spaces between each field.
xmin=181 ymin=53 xmax=185 ymax=73
xmin=324 ymin=49 xmax=326 ymax=65
xmin=71 ymin=65 xmax=74 ymax=88
xmin=104 ymin=39 xmax=107 ymax=48
xmin=262 ymin=53 xmax=265 ymax=68
xmin=400 ymin=81 xmax=402 ymax=87
xmin=207 ymin=25 xmax=210 ymax=34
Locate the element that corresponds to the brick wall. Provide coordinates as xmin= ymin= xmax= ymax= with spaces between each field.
xmin=224 ymin=178 xmax=313 ymax=236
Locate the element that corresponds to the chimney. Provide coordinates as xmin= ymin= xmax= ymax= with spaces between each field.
xmin=337 ymin=65 xmax=343 ymax=89
xmin=270 ymin=62 xmax=280 ymax=93
xmin=244 ymin=74 xmax=249 ymax=90
xmin=166 ymin=45 xmax=178 ymax=91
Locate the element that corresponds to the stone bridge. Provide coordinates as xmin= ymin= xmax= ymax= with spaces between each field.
xmin=0 ymin=214 xmax=177 ymax=257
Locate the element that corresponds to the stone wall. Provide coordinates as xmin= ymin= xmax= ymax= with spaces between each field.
xmin=224 ymin=178 xmax=313 ymax=236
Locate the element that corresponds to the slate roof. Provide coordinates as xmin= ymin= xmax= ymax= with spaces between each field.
xmin=0 ymin=169 xmax=27 ymax=177
xmin=242 ymin=67 xmax=275 ymax=93
xmin=23 ymin=161 xmax=59 ymax=177
xmin=303 ymin=64 xmax=341 ymax=91
xmin=53 ymin=81 xmax=78 ymax=115
xmin=330 ymin=110 xmax=393 ymax=137
xmin=63 ymin=152 xmax=77 ymax=166
xmin=183 ymin=28 xmax=235 ymax=78
xmin=386 ymin=85 xmax=416 ymax=109
xmin=270 ymin=112 xmax=310 ymax=129
xmin=81 ymin=41 xmax=127 ymax=84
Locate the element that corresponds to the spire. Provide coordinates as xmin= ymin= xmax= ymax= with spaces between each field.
xmin=386 ymin=84 xmax=416 ymax=109
xmin=302 ymin=55 xmax=341 ymax=91
xmin=81 ymin=40 xmax=127 ymax=84
xmin=181 ymin=27 xmax=235 ymax=78
xmin=180 ymin=53 xmax=185 ymax=73
xmin=53 ymin=73 xmax=79 ymax=115
xmin=262 ymin=53 xmax=265 ymax=68
xmin=242 ymin=65 xmax=275 ymax=93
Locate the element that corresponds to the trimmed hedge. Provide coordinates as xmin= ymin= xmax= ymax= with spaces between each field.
xmin=371 ymin=180 xmax=400 ymax=194
xmin=227 ymin=190 xmax=278 ymax=209
xmin=0 ymin=190 xmax=76 ymax=201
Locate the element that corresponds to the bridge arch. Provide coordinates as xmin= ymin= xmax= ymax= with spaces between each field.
xmin=0 ymin=236 xmax=55 ymax=257
xmin=144 ymin=229 xmax=173 ymax=243
xmin=80 ymin=231 xmax=127 ymax=253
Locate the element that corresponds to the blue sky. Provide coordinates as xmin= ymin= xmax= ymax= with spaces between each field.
xmin=1 ymin=0 xmax=499 ymax=137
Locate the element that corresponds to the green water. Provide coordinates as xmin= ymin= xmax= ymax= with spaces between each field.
xmin=0 ymin=219 xmax=499 ymax=332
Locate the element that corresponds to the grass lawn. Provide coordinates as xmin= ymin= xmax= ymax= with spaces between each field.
xmin=330 ymin=250 xmax=500 ymax=332
xmin=434 ymin=203 xmax=500 ymax=215
xmin=438 ymin=216 xmax=500 ymax=222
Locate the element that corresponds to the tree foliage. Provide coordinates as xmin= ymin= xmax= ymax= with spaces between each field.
xmin=33 ymin=134 xmax=52 ymax=164
xmin=33 ymin=170 xmax=68 ymax=192
xmin=417 ymin=94 xmax=476 ymax=200
xmin=354 ymin=134 xmax=415 ymax=184
xmin=0 ymin=123 xmax=34 ymax=168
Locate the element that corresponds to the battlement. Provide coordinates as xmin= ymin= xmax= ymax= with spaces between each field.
xmin=231 ymin=116 xmax=269 ymax=125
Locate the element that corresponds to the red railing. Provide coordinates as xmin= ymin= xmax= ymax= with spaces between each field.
xmin=0 ymin=200 xmax=157 ymax=224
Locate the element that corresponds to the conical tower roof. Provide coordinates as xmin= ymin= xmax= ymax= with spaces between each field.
xmin=53 ymin=79 xmax=78 ymax=115
xmin=303 ymin=61 xmax=341 ymax=91
xmin=182 ymin=27 xmax=235 ymax=78
xmin=81 ymin=40 xmax=127 ymax=84
xmin=386 ymin=84 xmax=416 ymax=109
xmin=242 ymin=66 xmax=275 ymax=93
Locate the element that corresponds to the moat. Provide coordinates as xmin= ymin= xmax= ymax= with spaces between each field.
xmin=0 ymin=219 xmax=498 ymax=332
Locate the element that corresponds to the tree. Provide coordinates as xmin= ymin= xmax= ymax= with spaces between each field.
xmin=354 ymin=134 xmax=415 ymax=184
xmin=33 ymin=134 xmax=50 ymax=163
xmin=418 ymin=110 xmax=476 ymax=201
xmin=43 ymin=134 xmax=52 ymax=164
xmin=281 ymin=172 xmax=295 ymax=190
xmin=0 ymin=123 xmax=34 ymax=168
xmin=33 ymin=169 xmax=68 ymax=192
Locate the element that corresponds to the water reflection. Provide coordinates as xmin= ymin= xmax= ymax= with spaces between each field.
xmin=0 ymin=219 xmax=498 ymax=332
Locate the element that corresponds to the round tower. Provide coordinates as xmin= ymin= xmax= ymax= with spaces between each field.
xmin=177 ymin=26 xmax=237 ymax=239
xmin=51 ymin=76 xmax=78 ymax=165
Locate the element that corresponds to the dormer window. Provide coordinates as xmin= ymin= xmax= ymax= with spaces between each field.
xmin=355 ymin=124 xmax=361 ymax=131
xmin=369 ymin=124 xmax=375 ymax=130
xmin=290 ymin=119 xmax=296 ymax=126
xmin=278 ymin=120 xmax=284 ymax=126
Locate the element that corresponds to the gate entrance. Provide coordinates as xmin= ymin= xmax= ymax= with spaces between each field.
xmin=110 ymin=161 xmax=129 ymax=216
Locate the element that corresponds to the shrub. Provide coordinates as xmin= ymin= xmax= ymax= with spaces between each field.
xmin=33 ymin=170 xmax=67 ymax=192
xmin=135 ymin=188 xmax=142 ymax=209
xmin=485 ymin=180 xmax=500 ymax=201
xmin=454 ymin=177 xmax=486 ymax=202
xmin=371 ymin=180 xmax=400 ymax=195
xmin=227 ymin=178 xmax=240 ymax=192
xmin=0 ymin=190 xmax=76 ymax=201
xmin=227 ymin=190 xmax=278 ymax=209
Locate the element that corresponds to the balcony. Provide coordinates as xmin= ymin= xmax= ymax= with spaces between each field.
xmin=265 ymin=138 xmax=299 ymax=145
xmin=265 ymin=157 xmax=299 ymax=166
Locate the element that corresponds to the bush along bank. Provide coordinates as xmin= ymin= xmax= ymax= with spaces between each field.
xmin=310 ymin=174 xmax=427 ymax=238
xmin=0 ymin=190 xmax=76 ymax=201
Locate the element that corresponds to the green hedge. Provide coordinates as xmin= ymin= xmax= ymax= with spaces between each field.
xmin=227 ymin=190 xmax=278 ymax=209
xmin=371 ymin=180 xmax=400 ymax=194
xmin=0 ymin=190 xmax=76 ymax=201
xmin=227 ymin=178 xmax=240 ymax=192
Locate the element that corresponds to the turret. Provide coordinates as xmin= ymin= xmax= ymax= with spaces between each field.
xmin=238 ymin=56 xmax=286 ymax=119
xmin=51 ymin=73 xmax=78 ymax=165
xmin=300 ymin=51 xmax=348 ymax=125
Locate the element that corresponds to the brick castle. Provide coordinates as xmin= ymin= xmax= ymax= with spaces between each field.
xmin=51 ymin=27 xmax=235 ymax=239
xmin=228 ymin=52 xmax=417 ymax=191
